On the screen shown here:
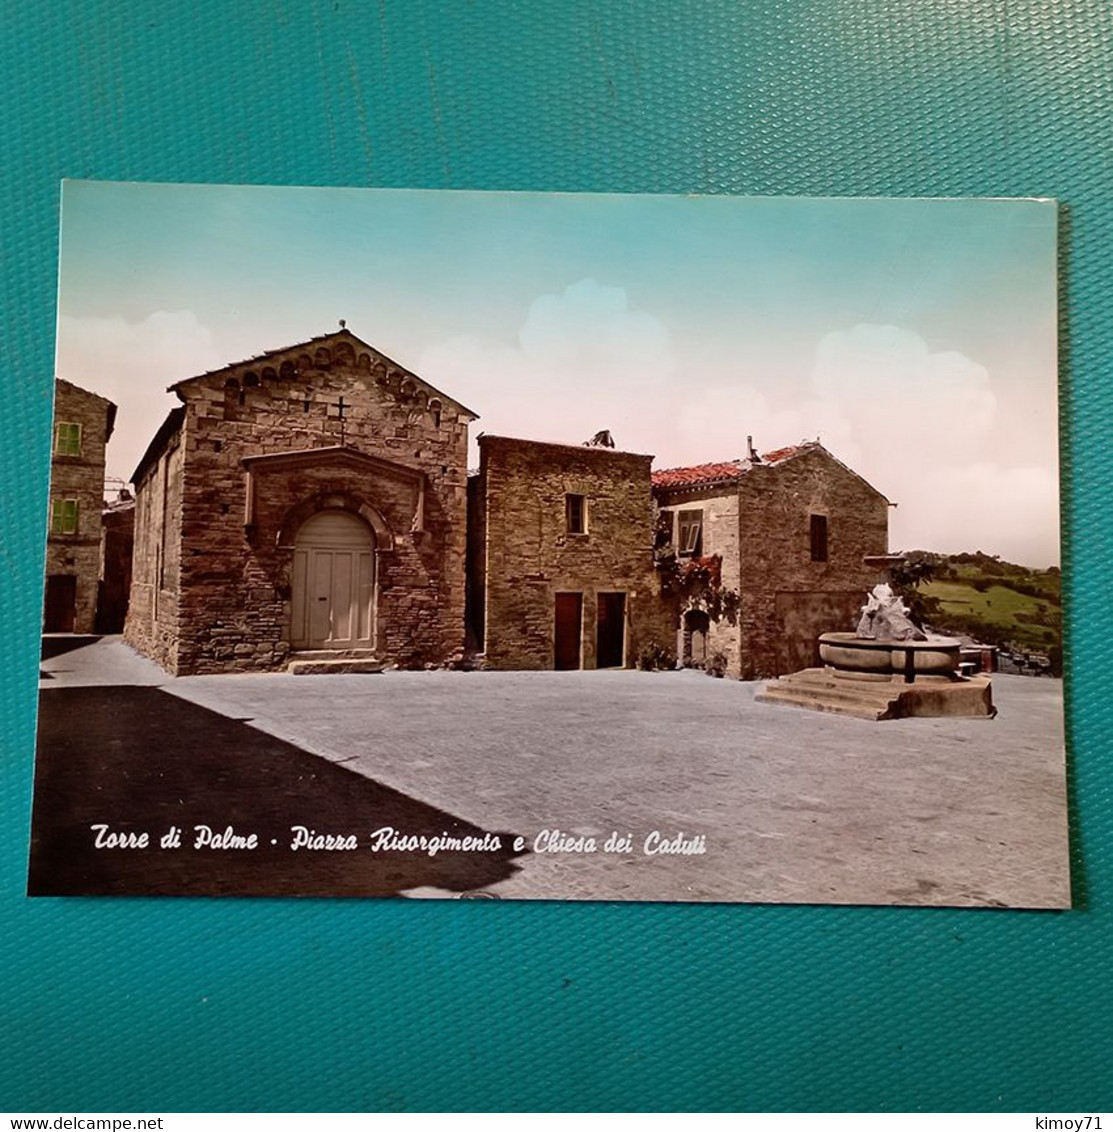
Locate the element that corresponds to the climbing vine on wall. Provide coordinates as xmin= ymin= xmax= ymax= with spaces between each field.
xmin=653 ymin=510 xmax=741 ymax=626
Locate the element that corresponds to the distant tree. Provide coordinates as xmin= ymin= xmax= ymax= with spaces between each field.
xmin=890 ymin=556 xmax=935 ymax=590
xmin=889 ymin=554 xmax=942 ymax=626
xmin=1000 ymin=578 xmax=1061 ymax=605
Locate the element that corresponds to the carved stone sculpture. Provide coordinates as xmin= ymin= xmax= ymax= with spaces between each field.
xmin=855 ymin=583 xmax=927 ymax=641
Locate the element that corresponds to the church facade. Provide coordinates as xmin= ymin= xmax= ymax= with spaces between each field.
xmin=125 ymin=328 xmax=476 ymax=675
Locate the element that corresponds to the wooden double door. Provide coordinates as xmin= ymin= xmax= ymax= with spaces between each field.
xmin=553 ymin=591 xmax=627 ymax=670
xmin=290 ymin=510 xmax=376 ymax=650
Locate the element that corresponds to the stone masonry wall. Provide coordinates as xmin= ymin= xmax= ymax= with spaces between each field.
xmin=45 ymin=380 xmax=114 ymax=634
xmin=137 ymin=333 xmax=471 ymax=675
xmin=653 ymin=447 xmax=889 ymax=679
xmin=735 ymin=449 xmax=888 ymax=678
xmin=465 ymin=472 xmax=486 ymax=650
xmin=479 ymin=436 xmax=672 ymax=670
xmin=657 ymin=489 xmax=741 ymax=673
xmin=125 ymin=432 xmax=184 ymax=670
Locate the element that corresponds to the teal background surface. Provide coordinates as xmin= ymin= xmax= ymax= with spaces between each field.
xmin=2 ymin=0 xmax=1110 ymax=1113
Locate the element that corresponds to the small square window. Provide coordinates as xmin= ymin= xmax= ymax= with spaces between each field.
xmin=678 ymin=510 xmax=703 ymax=556
xmin=50 ymin=498 xmax=79 ymax=535
xmin=810 ymin=514 xmax=828 ymax=562
xmin=54 ymin=422 xmax=82 ymax=456
xmin=566 ymin=493 xmax=586 ymax=534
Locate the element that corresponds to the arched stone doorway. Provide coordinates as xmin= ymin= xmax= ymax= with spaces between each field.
xmin=681 ymin=608 xmax=710 ymax=668
xmin=290 ymin=509 xmax=376 ymax=650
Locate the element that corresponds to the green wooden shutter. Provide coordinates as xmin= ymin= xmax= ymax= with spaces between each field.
xmin=50 ymin=499 xmax=79 ymax=534
xmin=54 ymin=422 xmax=82 ymax=455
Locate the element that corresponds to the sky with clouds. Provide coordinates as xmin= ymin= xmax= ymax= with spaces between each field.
xmin=56 ymin=184 xmax=1060 ymax=566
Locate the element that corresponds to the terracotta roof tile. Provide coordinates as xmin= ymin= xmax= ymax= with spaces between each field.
xmin=762 ymin=443 xmax=810 ymax=463
xmin=651 ymin=460 xmax=747 ymax=488
xmin=652 ymin=443 xmax=824 ymax=489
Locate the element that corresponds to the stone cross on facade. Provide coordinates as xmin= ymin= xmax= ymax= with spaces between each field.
xmin=330 ymin=395 xmax=349 ymax=445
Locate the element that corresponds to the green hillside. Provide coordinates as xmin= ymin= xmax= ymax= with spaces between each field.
xmin=900 ymin=551 xmax=1061 ymax=660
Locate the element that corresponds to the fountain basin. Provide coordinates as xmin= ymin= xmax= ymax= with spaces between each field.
xmin=818 ymin=631 xmax=962 ymax=681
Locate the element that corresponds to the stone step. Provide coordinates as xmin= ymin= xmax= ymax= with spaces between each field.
xmin=756 ymin=683 xmax=899 ymax=721
xmin=287 ymin=648 xmax=380 ymax=661
xmin=763 ymin=672 xmax=902 ymax=700
xmin=759 ymin=683 xmax=901 ymax=710
xmin=756 ymin=668 xmax=995 ymax=720
xmin=756 ymin=668 xmax=903 ymax=720
xmin=288 ymin=657 xmax=384 ymax=676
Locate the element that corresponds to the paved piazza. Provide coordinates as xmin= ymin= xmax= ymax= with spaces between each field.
xmin=39 ymin=637 xmax=1071 ymax=908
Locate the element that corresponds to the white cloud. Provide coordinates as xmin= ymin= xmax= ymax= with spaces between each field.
xmin=675 ymin=324 xmax=1058 ymax=566
xmin=811 ymin=324 xmax=997 ymax=462
xmin=890 ymin=463 xmax=1061 ymax=568
xmin=676 ymin=385 xmax=855 ymax=469
xmin=58 ymin=306 xmax=1058 ymax=565
xmin=812 ymin=325 xmax=1057 ymax=566
xmin=418 ymin=279 xmax=676 ymax=456
xmin=57 ymin=310 xmax=224 ymax=484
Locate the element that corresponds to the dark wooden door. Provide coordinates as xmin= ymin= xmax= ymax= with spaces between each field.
xmin=44 ymin=575 xmax=77 ymax=633
xmin=553 ymin=592 xmax=583 ymax=670
xmin=596 ymin=592 xmax=627 ymax=669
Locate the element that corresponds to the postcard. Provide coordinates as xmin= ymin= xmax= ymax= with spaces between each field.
xmin=29 ymin=183 xmax=1067 ymax=906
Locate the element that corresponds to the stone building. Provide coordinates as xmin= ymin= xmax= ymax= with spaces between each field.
xmin=468 ymin=435 xmax=672 ymax=670
xmin=653 ymin=441 xmax=890 ymax=679
xmin=120 ymin=324 xmax=889 ymax=679
xmin=43 ymin=378 xmax=116 ymax=633
xmin=125 ymin=328 xmax=476 ymax=675
xmin=96 ymin=492 xmax=135 ymax=633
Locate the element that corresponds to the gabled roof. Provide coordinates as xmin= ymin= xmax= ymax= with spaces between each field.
xmin=55 ymin=377 xmax=117 ymax=441
xmin=131 ymin=406 xmax=185 ymax=485
xmin=242 ymin=444 xmax=425 ymax=483
xmin=166 ymin=327 xmax=479 ymax=420
xmin=762 ymin=443 xmax=809 ymax=464
xmin=653 ymin=441 xmax=890 ymax=503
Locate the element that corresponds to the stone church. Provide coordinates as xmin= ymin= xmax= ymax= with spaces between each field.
xmin=125 ymin=328 xmax=476 ymax=675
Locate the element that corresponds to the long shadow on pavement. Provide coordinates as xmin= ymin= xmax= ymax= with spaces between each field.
xmin=41 ymin=635 xmax=103 ymax=661
xmin=29 ymin=685 xmax=525 ymax=897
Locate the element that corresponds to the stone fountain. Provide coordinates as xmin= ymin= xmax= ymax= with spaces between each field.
xmin=756 ymin=564 xmax=994 ymax=720
xmin=818 ymin=583 xmax=963 ymax=684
